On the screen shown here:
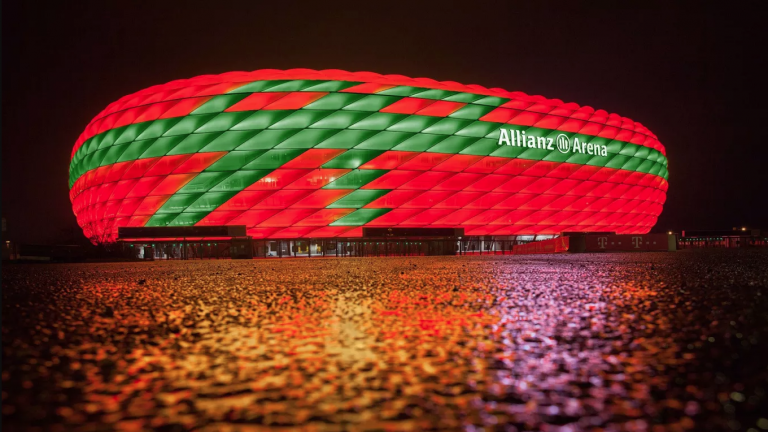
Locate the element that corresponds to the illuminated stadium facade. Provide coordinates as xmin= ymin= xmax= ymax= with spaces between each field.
xmin=69 ymin=69 xmax=668 ymax=245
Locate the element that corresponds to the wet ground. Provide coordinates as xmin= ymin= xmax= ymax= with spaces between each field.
xmin=2 ymin=250 xmax=768 ymax=432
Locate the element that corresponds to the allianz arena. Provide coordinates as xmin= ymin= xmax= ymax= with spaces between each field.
xmin=69 ymin=69 xmax=668 ymax=244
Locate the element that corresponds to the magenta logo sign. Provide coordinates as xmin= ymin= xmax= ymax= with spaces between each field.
xmin=632 ymin=237 xmax=643 ymax=248
xmin=597 ymin=237 xmax=608 ymax=248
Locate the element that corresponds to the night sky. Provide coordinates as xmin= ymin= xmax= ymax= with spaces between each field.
xmin=2 ymin=1 xmax=766 ymax=244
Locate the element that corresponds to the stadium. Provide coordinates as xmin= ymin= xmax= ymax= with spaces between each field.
xmin=68 ymin=69 xmax=668 ymax=257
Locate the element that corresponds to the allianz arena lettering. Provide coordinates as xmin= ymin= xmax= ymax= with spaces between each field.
xmin=68 ymin=69 xmax=669 ymax=242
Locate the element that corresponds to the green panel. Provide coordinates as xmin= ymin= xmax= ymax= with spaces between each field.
xmin=542 ymin=148 xmax=573 ymax=163
xmin=191 ymin=94 xmax=248 ymax=114
xmin=116 ymin=140 xmax=154 ymax=162
xmin=618 ymin=144 xmax=638 ymax=157
xmin=427 ymin=136 xmax=476 ymax=154
xmin=265 ymin=80 xmax=318 ymax=92
xmin=563 ymin=152 xmax=593 ymax=165
xmin=308 ymin=111 xmax=371 ymax=129
xmin=176 ymin=171 xmax=232 ymax=193
xmin=274 ymin=129 xmax=339 ymax=149
xmin=167 ymin=133 xmax=222 ymax=155
xmin=604 ymin=155 xmax=630 ymax=169
xmin=472 ymin=96 xmax=509 ymax=106
xmin=621 ymin=157 xmax=643 ymax=172
xmin=489 ymin=145 xmax=529 ymax=159
xmin=145 ymin=213 xmax=178 ymax=227
xmin=459 ymin=139 xmax=500 ymax=156
xmin=324 ymin=169 xmax=387 ymax=189
xmin=156 ymin=193 xmax=203 ymax=214
xmin=342 ymin=95 xmax=401 ymax=112
xmin=302 ymin=81 xmax=362 ymax=92
xmin=161 ymin=115 xmax=215 ymax=137
xmin=230 ymin=110 xmax=291 ymax=130
xmin=457 ymin=121 xmax=501 ymax=138
xmin=330 ymin=208 xmax=390 ymax=226
xmin=205 ymin=151 xmax=266 ymax=171
xmin=390 ymin=134 xmax=447 ymax=152
xmin=314 ymin=130 xmax=378 ymax=149
xmin=242 ymin=149 xmax=306 ymax=170
xmin=140 ymin=136 xmax=185 ymax=158
xmin=235 ymin=129 xmax=300 ymax=150
xmin=137 ymin=118 xmax=183 ymax=140
xmin=115 ymin=123 xmax=150 ymax=145
xmin=322 ymin=150 xmax=384 ymax=169
xmin=199 ymin=130 xmax=261 ymax=152
xmin=386 ymin=115 xmax=440 ymax=133
xmin=517 ymin=147 xmax=550 ymax=160
xmin=209 ymin=170 xmax=270 ymax=191
xmin=443 ymin=92 xmax=485 ymax=103
xmin=268 ymin=110 xmax=330 ymax=129
xmin=327 ymin=189 xmax=390 ymax=208
xmin=633 ymin=145 xmax=650 ymax=160
xmin=195 ymin=112 xmax=252 ymax=133
xmin=168 ymin=212 xmax=208 ymax=226
xmin=184 ymin=191 xmax=239 ymax=212
xmin=86 ymin=135 xmax=102 ymax=155
xmin=422 ymin=118 xmax=473 ymax=135
xmin=411 ymin=89 xmax=458 ymax=100
xmin=636 ymin=159 xmax=656 ymax=174
xmin=349 ymin=113 xmax=407 ymax=130
xmin=376 ymin=86 xmax=424 ymax=97
xmin=303 ymin=93 xmax=363 ymax=110
xmin=354 ymin=131 xmax=413 ymax=150
xmin=98 ymin=127 xmax=124 ymax=150
xmin=227 ymin=80 xmax=288 ymax=93
xmin=449 ymin=104 xmax=496 ymax=120
xmin=606 ymin=140 xmax=626 ymax=154
xmin=99 ymin=143 xmax=129 ymax=166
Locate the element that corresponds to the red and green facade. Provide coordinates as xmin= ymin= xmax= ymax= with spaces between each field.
xmin=69 ymin=69 xmax=668 ymax=243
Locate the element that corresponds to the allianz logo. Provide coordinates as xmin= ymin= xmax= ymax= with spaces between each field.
xmin=497 ymin=128 xmax=608 ymax=157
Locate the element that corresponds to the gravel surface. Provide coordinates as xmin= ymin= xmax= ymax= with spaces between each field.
xmin=2 ymin=250 xmax=768 ymax=432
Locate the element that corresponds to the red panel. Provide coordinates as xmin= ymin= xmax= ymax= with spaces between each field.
xmin=229 ymin=209 xmax=280 ymax=227
xmin=122 ymin=157 xmax=160 ymax=179
xmin=466 ymin=174 xmax=511 ymax=192
xmin=290 ymin=189 xmax=352 ymax=208
xmin=215 ymin=190 xmax=275 ymax=211
xmin=520 ymin=177 xmax=561 ymax=194
xmin=479 ymin=107 xmax=519 ymax=123
xmin=366 ymin=208 xmax=424 ymax=226
xmin=225 ymin=92 xmax=288 ymax=112
xmin=144 ymin=154 xmax=192 ymax=177
xmin=433 ymin=191 xmax=485 ymax=208
xmin=160 ymin=97 xmax=213 ymax=118
xmin=361 ymin=170 xmax=421 ymax=189
xmin=520 ymin=161 xmax=559 ymax=178
xmin=400 ymin=190 xmax=455 ymax=208
xmin=364 ymin=190 xmax=424 ymax=209
xmin=304 ymin=226 xmax=357 ymax=238
xmin=281 ymin=149 xmax=346 ymax=169
xmin=134 ymin=101 xmax=178 ymax=123
xmin=434 ymin=209 xmax=483 ymax=225
xmin=116 ymin=197 xmax=143 ymax=217
xmin=495 ymin=176 xmax=537 ymax=192
xmin=172 ymin=152 xmax=227 ymax=174
xmin=463 ymin=209 xmax=510 ymax=225
xmin=109 ymin=179 xmax=139 ymax=200
xmin=270 ymin=226 xmax=318 ymax=239
xmin=104 ymin=161 xmax=134 ymax=183
xmin=434 ymin=173 xmax=485 ymax=190
xmin=258 ymin=208 xmax=319 ymax=227
xmin=493 ymin=193 xmax=536 ymax=209
xmin=262 ymin=92 xmax=327 ymax=110
xmin=285 ymin=169 xmax=351 ymax=189
xmin=465 ymin=192 xmax=511 ymax=209
xmin=495 ymin=159 xmax=539 ymax=175
xmin=294 ymin=209 xmax=355 ymax=226
xmin=397 ymin=152 xmax=452 ymax=171
xmin=133 ymin=195 xmax=171 ymax=215
xmin=360 ymin=151 xmax=419 ymax=170
xmin=253 ymin=189 xmax=313 ymax=208
xmin=400 ymin=208 xmax=455 ymax=225
xmin=415 ymin=101 xmax=466 ymax=117
xmin=464 ymin=156 xmax=512 ymax=173
xmin=432 ymin=154 xmax=483 ymax=172
xmin=246 ymin=169 xmax=310 ymax=190
xmin=247 ymin=227 xmax=281 ymax=239
xmin=399 ymin=171 xmax=455 ymax=190
xmin=196 ymin=210 xmax=242 ymax=226
xmin=126 ymin=215 xmax=151 ymax=227
xmin=126 ymin=176 xmax=165 ymax=198
xmin=379 ymin=97 xmax=436 ymax=115
xmin=148 ymin=173 xmax=197 ymax=196
xmin=519 ymin=194 xmax=559 ymax=210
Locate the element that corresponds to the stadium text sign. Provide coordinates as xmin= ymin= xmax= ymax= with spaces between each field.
xmin=497 ymin=128 xmax=608 ymax=157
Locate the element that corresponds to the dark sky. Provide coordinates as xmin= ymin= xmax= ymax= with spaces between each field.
xmin=2 ymin=1 xmax=766 ymax=243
